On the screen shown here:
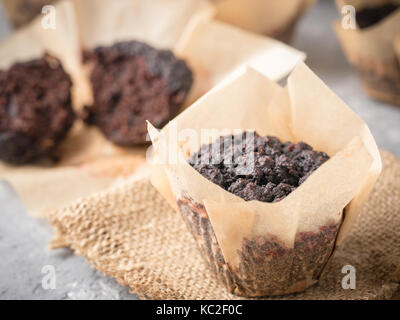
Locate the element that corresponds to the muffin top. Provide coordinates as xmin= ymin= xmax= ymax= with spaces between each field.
xmin=0 ymin=55 xmax=74 ymax=164
xmin=83 ymin=40 xmax=193 ymax=146
xmin=189 ymin=132 xmax=329 ymax=203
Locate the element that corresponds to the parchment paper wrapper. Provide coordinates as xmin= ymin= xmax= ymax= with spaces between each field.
xmin=0 ymin=0 xmax=304 ymax=217
xmin=73 ymin=0 xmax=213 ymax=51
xmin=211 ymin=0 xmax=316 ymax=43
xmin=148 ymin=62 xmax=382 ymax=296
xmin=2 ymin=0 xmax=58 ymax=28
xmin=334 ymin=0 xmax=400 ymax=106
xmin=175 ymin=16 xmax=306 ymax=106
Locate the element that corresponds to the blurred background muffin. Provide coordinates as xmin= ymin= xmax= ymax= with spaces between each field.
xmin=335 ymin=0 xmax=400 ymax=106
xmin=0 ymin=54 xmax=75 ymax=164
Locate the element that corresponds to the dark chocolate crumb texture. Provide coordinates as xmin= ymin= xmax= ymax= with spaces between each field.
xmin=189 ymin=132 xmax=330 ymax=203
xmin=83 ymin=40 xmax=193 ymax=145
xmin=356 ymin=2 xmax=399 ymax=29
xmin=0 ymin=55 xmax=74 ymax=164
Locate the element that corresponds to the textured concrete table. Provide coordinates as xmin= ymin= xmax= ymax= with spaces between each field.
xmin=0 ymin=1 xmax=399 ymax=300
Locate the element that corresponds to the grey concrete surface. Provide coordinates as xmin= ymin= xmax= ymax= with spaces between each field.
xmin=0 ymin=0 xmax=399 ymax=300
xmin=0 ymin=181 xmax=137 ymax=300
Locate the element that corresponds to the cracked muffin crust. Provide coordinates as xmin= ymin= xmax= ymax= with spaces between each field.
xmin=83 ymin=40 xmax=193 ymax=146
xmin=189 ymin=132 xmax=330 ymax=203
xmin=0 ymin=55 xmax=74 ymax=164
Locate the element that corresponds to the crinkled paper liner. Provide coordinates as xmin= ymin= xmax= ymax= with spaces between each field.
xmin=176 ymin=194 xmax=341 ymax=296
xmin=49 ymin=150 xmax=400 ymax=300
xmin=148 ymin=62 xmax=382 ymax=296
xmin=334 ymin=0 xmax=400 ymax=106
xmin=212 ymin=0 xmax=316 ymax=43
xmin=0 ymin=0 xmax=305 ymax=217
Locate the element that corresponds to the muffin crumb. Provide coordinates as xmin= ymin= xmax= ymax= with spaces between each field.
xmin=189 ymin=132 xmax=329 ymax=202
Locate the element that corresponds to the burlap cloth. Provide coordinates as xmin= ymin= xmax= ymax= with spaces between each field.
xmin=49 ymin=150 xmax=400 ymax=300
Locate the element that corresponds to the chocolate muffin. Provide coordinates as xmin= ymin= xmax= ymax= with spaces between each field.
xmin=189 ymin=132 xmax=329 ymax=202
xmin=0 ymin=55 xmax=75 ymax=165
xmin=83 ymin=41 xmax=193 ymax=146
xmin=180 ymin=132 xmax=335 ymax=296
xmin=356 ymin=3 xmax=399 ymax=29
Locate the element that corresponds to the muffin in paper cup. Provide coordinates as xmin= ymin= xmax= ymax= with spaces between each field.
xmin=148 ymin=62 xmax=381 ymax=296
xmin=0 ymin=0 xmax=84 ymax=165
xmin=211 ymin=0 xmax=316 ymax=43
xmin=334 ymin=0 xmax=400 ymax=106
